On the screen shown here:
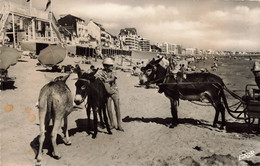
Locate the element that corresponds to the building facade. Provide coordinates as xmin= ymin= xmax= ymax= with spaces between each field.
xmin=58 ymin=14 xmax=87 ymax=45
xmin=118 ymin=28 xmax=140 ymax=50
xmin=159 ymin=42 xmax=179 ymax=55
xmin=0 ymin=0 xmax=61 ymax=47
xmin=139 ymin=38 xmax=150 ymax=52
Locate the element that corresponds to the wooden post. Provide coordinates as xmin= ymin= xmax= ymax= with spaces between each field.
xmin=121 ymin=55 xmax=123 ymax=66
xmin=12 ymin=12 xmax=16 ymax=48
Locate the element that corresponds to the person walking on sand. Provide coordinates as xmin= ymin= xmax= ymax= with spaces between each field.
xmin=95 ymin=57 xmax=124 ymax=131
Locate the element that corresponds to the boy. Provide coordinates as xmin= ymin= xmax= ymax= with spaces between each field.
xmin=95 ymin=58 xmax=124 ymax=131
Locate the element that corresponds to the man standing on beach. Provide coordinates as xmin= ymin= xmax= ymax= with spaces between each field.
xmin=95 ymin=58 xmax=124 ymax=131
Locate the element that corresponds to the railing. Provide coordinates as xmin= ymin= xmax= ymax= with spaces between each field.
xmin=2 ymin=0 xmax=48 ymax=21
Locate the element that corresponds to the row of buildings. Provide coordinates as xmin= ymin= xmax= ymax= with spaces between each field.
xmin=0 ymin=0 xmax=258 ymax=56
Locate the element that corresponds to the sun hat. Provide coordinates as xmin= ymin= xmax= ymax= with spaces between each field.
xmin=103 ymin=58 xmax=114 ymax=65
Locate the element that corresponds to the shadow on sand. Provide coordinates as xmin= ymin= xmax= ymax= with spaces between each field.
xmin=18 ymin=59 xmax=28 ymax=62
xmin=30 ymin=118 xmax=110 ymax=160
xmin=122 ymin=116 xmax=259 ymax=134
xmin=30 ymin=126 xmax=66 ymax=160
xmin=36 ymin=69 xmax=62 ymax=73
xmin=68 ymin=118 xmax=108 ymax=137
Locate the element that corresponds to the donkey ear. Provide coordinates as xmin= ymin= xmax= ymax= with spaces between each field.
xmin=61 ymin=72 xmax=72 ymax=83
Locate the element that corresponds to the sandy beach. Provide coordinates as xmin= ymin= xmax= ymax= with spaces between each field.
xmin=0 ymin=54 xmax=260 ymax=166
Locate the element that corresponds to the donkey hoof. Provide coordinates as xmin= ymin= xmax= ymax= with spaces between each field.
xmin=169 ymin=123 xmax=178 ymax=128
xmin=64 ymin=141 xmax=72 ymax=146
xmin=219 ymin=126 xmax=224 ymax=130
xmin=36 ymin=155 xmax=42 ymax=163
xmin=63 ymin=138 xmax=72 ymax=146
xmin=52 ymin=152 xmax=61 ymax=160
xmin=92 ymin=134 xmax=97 ymax=139
xmin=108 ymin=131 xmax=113 ymax=135
xmin=100 ymin=124 xmax=105 ymax=129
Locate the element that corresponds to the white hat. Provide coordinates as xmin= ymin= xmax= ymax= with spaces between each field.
xmin=103 ymin=58 xmax=114 ymax=65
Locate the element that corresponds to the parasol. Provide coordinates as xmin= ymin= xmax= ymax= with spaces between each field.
xmin=38 ymin=44 xmax=67 ymax=66
xmin=0 ymin=46 xmax=21 ymax=70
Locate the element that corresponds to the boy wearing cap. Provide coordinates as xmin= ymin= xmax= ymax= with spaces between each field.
xmin=95 ymin=58 xmax=124 ymax=131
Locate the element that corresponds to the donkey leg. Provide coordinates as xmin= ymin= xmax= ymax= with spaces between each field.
xmin=51 ymin=119 xmax=62 ymax=159
xmin=219 ymin=104 xmax=226 ymax=130
xmin=63 ymin=116 xmax=71 ymax=145
xmin=203 ymin=93 xmax=219 ymax=128
xmin=92 ymin=107 xmax=98 ymax=139
xmin=169 ymin=98 xmax=178 ymax=128
xmin=213 ymin=108 xmax=220 ymax=128
xmin=98 ymin=107 xmax=105 ymax=129
xmin=102 ymin=104 xmax=112 ymax=135
xmin=36 ymin=108 xmax=47 ymax=162
xmin=86 ymin=105 xmax=91 ymax=130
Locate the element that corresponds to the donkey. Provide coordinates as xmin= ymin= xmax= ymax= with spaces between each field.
xmin=74 ymin=70 xmax=112 ymax=138
xmin=73 ymin=65 xmax=106 ymax=129
xmin=140 ymin=58 xmax=231 ymax=129
xmin=37 ymin=73 xmax=74 ymax=162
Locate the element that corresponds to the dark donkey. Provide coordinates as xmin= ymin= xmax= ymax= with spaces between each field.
xmin=37 ymin=73 xmax=74 ymax=162
xmin=74 ymin=68 xmax=112 ymax=138
xmin=140 ymin=58 xmax=231 ymax=129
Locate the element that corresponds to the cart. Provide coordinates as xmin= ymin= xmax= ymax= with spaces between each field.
xmin=223 ymin=84 xmax=260 ymax=130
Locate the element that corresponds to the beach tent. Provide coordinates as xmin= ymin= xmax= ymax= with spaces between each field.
xmin=38 ymin=44 xmax=67 ymax=66
xmin=21 ymin=41 xmax=36 ymax=52
xmin=0 ymin=46 xmax=20 ymax=70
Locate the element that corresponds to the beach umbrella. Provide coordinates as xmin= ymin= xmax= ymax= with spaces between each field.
xmin=38 ymin=44 xmax=67 ymax=66
xmin=0 ymin=46 xmax=21 ymax=70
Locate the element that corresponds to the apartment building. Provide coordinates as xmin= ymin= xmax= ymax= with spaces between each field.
xmin=58 ymin=14 xmax=87 ymax=45
xmin=186 ymin=48 xmax=196 ymax=55
xmin=139 ymin=38 xmax=150 ymax=52
xmin=159 ymin=42 xmax=179 ymax=55
xmin=118 ymin=28 xmax=140 ymax=50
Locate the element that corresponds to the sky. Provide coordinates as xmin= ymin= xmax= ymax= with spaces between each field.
xmin=11 ymin=0 xmax=260 ymax=52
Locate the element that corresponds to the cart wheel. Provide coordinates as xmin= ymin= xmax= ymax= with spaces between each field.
xmin=244 ymin=109 xmax=255 ymax=124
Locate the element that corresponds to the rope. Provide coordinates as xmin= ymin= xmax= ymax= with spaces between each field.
xmin=190 ymin=101 xmax=212 ymax=106
xmin=223 ymin=85 xmax=245 ymax=103
xmin=228 ymin=101 xmax=241 ymax=108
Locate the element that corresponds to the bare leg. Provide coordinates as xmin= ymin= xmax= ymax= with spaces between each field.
xmin=51 ymin=119 xmax=62 ymax=159
xmin=107 ymin=97 xmax=115 ymax=129
xmin=112 ymin=97 xmax=124 ymax=131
